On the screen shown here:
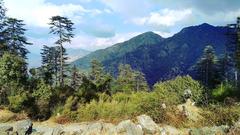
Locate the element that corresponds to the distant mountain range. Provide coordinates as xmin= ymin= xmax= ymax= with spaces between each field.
xmin=73 ymin=23 xmax=230 ymax=85
xmin=28 ymin=48 xmax=91 ymax=68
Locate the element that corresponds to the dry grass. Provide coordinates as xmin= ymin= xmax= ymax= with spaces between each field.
xmin=0 ymin=109 xmax=28 ymax=122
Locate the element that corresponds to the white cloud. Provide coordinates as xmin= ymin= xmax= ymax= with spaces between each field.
xmin=131 ymin=9 xmax=192 ymax=30
xmin=5 ymin=0 xmax=103 ymax=27
xmin=70 ymin=32 xmax=141 ymax=50
xmin=100 ymin=0 xmax=152 ymax=17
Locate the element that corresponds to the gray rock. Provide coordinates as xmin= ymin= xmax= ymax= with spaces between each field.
xmin=52 ymin=126 xmax=65 ymax=135
xmin=0 ymin=124 xmax=13 ymax=135
xmin=190 ymin=125 xmax=229 ymax=135
xmin=63 ymin=124 xmax=84 ymax=135
xmin=14 ymin=119 xmax=33 ymax=135
xmin=32 ymin=126 xmax=54 ymax=135
xmin=160 ymin=125 xmax=184 ymax=135
xmin=137 ymin=115 xmax=159 ymax=134
xmin=82 ymin=122 xmax=102 ymax=135
xmin=110 ymin=120 xmax=143 ymax=135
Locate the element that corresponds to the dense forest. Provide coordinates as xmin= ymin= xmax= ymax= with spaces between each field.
xmin=1 ymin=0 xmax=240 ymax=130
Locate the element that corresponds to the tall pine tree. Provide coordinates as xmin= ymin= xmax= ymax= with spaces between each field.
xmin=49 ymin=16 xmax=74 ymax=87
xmin=195 ymin=45 xmax=220 ymax=88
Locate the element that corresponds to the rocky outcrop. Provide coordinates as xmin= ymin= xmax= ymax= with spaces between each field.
xmin=0 ymin=115 xmax=237 ymax=135
xmin=0 ymin=119 xmax=33 ymax=135
xmin=137 ymin=115 xmax=159 ymax=134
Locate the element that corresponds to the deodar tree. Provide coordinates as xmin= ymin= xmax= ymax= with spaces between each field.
xmin=49 ymin=16 xmax=74 ymax=87
xmin=2 ymin=18 xmax=32 ymax=59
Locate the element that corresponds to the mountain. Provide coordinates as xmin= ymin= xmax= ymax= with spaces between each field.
xmin=72 ymin=23 xmax=230 ymax=85
xmin=28 ymin=48 xmax=91 ymax=68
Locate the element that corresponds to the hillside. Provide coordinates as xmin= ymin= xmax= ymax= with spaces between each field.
xmin=73 ymin=23 xmax=230 ymax=85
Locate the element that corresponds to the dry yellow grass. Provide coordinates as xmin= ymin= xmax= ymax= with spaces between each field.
xmin=0 ymin=109 xmax=16 ymax=122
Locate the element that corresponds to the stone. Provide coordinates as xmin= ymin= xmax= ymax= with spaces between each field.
xmin=52 ymin=126 xmax=65 ymax=135
xmin=0 ymin=124 xmax=13 ymax=135
xmin=190 ymin=125 xmax=229 ymax=135
xmin=160 ymin=125 xmax=183 ymax=135
xmin=177 ymin=99 xmax=202 ymax=122
xmin=110 ymin=120 xmax=143 ymax=135
xmin=82 ymin=122 xmax=103 ymax=135
xmin=32 ymin=126 xmax=55 ymax=135
xmin=137 ymin=115 xmax=159 ymax=134
xmin=14 ymin=119 xmax=33 ymax=135
xmin=63 ymin=124 xmax=84 ymax=135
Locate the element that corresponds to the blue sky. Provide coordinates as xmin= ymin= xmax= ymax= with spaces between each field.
xmin=4 ymin=0 xmax=240 ymax=52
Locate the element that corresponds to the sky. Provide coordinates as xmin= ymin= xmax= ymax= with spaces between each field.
xmin=4 ymin=0 xmax=240 ymax=52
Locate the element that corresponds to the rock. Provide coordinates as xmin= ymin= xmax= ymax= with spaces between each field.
xmin=190 ymin=125 xmax=229 ymax=135
xmin=0 ymin=124 xmax=13 ymax=135
xmin=110 ymin=120 xmax=143 ymax=135
xmin=227 ymin=119 xmax=240 ymax=135
xmin=52 ymin=126 xmax=64 ymax=135
xmin=32 ymin=126 xmax=55 ymax=135
xmin=137 ymin=115 xmax=159 ymax=134
xmin=63 ymin=124 xmax=85 ymax=135
xmin=160 ymin=125 xmax=186 ymax=135
xmin=83 ymin=122 xmax=103 ymax=135
xmin=177 ymin=99 xmax=202 ymax=122
xmin=14 ymin=119 xmax=33 ymax=135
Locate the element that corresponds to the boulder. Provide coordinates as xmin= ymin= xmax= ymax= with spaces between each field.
xmin=0 ymin=124 xmax=13 ymax=135
xmin=177 ymin=99 xmax=202 ymax=122
xmin=32 ymin=126 xmax=55 ymax=135
xmin=190 ymin=125 xmax=229 ymax=135
xmin=82 ymin=122 xmax=103 ymax=135
xmin=63 ymin=124 xmax=85 ymax=135
xmin=137 ymin=115 xmax=159 ymax=134
xmin=52 ymin=126 xmax=65 ymax=135
xmin=110 ymin=120 xmax=143 ymax=135
xmin=160 ymin=125 xmax=186 ymax=135
xmin=14 ymin=119 xmax=33 ymax=135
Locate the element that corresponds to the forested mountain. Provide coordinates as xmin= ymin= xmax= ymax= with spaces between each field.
xmin=73 ymin=23 xmax=230 ymax=85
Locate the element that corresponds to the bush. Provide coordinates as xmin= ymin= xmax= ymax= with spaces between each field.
xmin=32 ymin=81 xmax=53 ymax=120
xmin=153 ymin=76 xmax=204 ymax=105
xmin=76 ymin=95 xmax=138 ymax=122
xmin=200 ymin=105 xmax=240 ymax=126
xmin=212 ymin=83 xmax=235 ymax=101
xmin=8 ymin=91 xmax=28 ymax=112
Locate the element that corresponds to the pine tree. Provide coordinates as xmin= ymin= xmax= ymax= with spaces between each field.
xmin=236 ymin=17 xmax=240 ymax=82
xmin=115 ymin=64 xmax=148 ymax=93
xmin=41 ymin=45 xmax=55 ymax=85
xmin=218 ymin=53 xmax=232 ymax=82
xmin=2 ymin=18 xmax=32 ymax=59
xmin=71 ymin=65 xmax=82 ymax=90
xmin=49 ymin=16 xmax=74 ymax=87
xmin=41 ymin=45 xmax=68 ymax=86
xmin=90 ymin=59 xmax=105 ymax=84
xmin=0 ymin=0 xmax=6 ymax=33
xmin=133 ymin=71 xmax=149 ymax=92
xmin=195 ymin=45 xmax=220 ymax=88
xmin=89 ymin=59 xmax=112 ymax=94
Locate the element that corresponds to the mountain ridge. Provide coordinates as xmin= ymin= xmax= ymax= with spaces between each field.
xmin=73 ymin=23 xmax=229 ymax=85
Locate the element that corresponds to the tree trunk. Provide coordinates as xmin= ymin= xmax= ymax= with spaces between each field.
xmin=60 ymin=44 xmax=64 ymax=87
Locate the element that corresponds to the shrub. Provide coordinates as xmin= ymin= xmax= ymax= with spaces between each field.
xmin=8 ymin=91 xmax=28 ymax=112
xmin=200 ymin=105 xmax=240 ymax=126
xmin=32 ymin=81 xmax=53 ymax=120
xmin=212 ymin=83 xmax=235 ymax=101
xmin=153 ymin=76 xmax=204 ymax=105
